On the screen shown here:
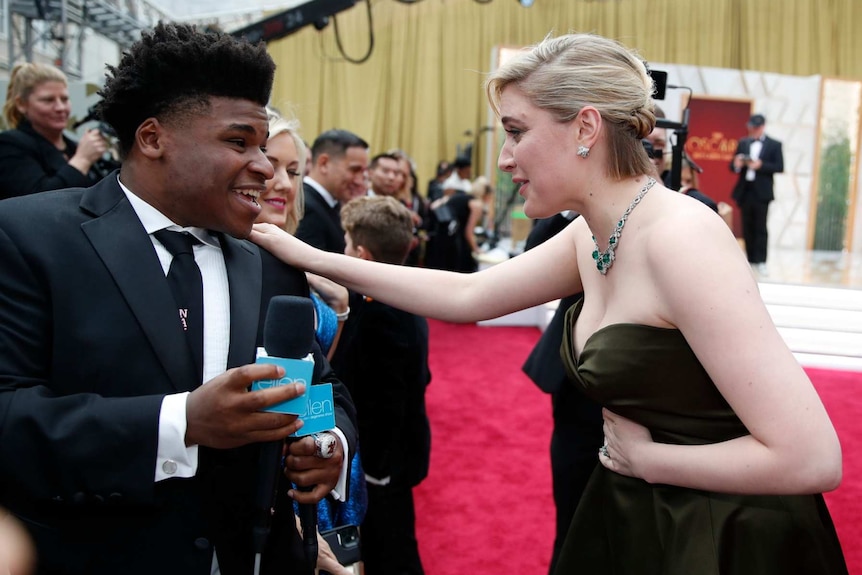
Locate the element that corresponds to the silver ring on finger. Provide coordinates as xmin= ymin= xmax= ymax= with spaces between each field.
xmin=599 ymin=443 xmax=610 ymax=459
xmin=313 ymin=432 xmax=336 ymax=459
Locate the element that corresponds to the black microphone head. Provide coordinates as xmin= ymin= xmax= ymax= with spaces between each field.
xmin=263 ymin=295 xmax=316 ymax=359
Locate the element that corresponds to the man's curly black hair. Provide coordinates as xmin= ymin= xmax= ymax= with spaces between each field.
xmin=96 ymin=22 xmax=275 ymax=157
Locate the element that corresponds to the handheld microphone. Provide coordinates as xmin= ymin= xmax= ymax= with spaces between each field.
xmin=253 ymin=296 xmax=317 ymax=568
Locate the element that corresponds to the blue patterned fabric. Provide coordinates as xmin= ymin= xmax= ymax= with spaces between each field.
xmin=298 ymin=293 xmax=368 ymax=531
xmin=316 ymin=450 xmax=368 ymax=531
xmin=311 ymin=293 xmax=338 ymax=355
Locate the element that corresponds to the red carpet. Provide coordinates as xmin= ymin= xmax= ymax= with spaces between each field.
xmin=815 ymin=367 xmax=862 ymax=574
xmin=415 ymin=320 xmax=554 ymax=575
xmin=415 ymin=320 xmax=861 ymax=575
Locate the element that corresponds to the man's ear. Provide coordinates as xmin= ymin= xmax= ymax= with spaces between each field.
xmin=135 ymin=118 xmax=165 ymax=160
xmin=356 ymin=245 xmax=375 ymax=262
xmin=576 ymin=106 xmax=602 ymax=149
xmin=317 ymin=153 xmax=330 ymax=174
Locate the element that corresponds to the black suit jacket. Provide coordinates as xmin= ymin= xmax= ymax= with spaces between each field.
xmin=336 ymin=299 xmax=431 ymax=488
xmin=0 ymin=175 xmax=357 ymax=575
xmin=0 ymin=120 xmax=101 ymax=200
xmin=522 ymin=214 xmax=580 ymax=394
xmin=730 ymin=135 xmax=784 ymax=203
xmin=295 ymin=182 xmax=345 ymax=254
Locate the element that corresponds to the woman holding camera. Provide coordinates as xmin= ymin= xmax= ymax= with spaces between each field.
xmin=0 ymin=62 xmax=108 ymax=200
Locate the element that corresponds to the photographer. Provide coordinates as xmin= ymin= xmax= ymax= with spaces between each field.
xmin=0 ymin=63 xmax=111 ymax=200
xmin=730 ymin=113 xmax=784 ymax=274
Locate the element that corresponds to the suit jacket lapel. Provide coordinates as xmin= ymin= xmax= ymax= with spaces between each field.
xmin=79 ymin=177 xmax=200 ymax=392
xmin=219 ymin=234 xmax=262 ymax=369
xmin=304 ymin=183 xmax=342 ymax=243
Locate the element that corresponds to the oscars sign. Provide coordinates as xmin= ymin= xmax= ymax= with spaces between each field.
xmin=685 ymin=97 xmax=752 ymax=237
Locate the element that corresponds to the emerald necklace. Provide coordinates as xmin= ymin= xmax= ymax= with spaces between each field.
xmin=591 ymin=177 xmax=656 ymax=275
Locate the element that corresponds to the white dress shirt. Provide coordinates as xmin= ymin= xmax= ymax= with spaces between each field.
xmin=746 ymin=138 xmax=764 ymax=182
xmin=121 ymin=179 xmax=349 ymax=496
xmin=303 ymin=176 xmax=338 ymax=208
xmin=121 ymin=181 xmax=230 ymax=482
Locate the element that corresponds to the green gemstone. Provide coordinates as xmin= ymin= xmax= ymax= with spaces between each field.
xmin=592 ymin=250 xmax=599 ymax=260
xmin=609 ymin=236 xmax=617 ymax=245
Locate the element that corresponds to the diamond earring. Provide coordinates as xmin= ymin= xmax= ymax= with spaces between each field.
xmin=577 ymin=145 xmax=590 ymax=159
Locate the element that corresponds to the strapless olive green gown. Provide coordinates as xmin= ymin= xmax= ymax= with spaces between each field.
xmin=555 ymin=299 xmax=848 ymax=575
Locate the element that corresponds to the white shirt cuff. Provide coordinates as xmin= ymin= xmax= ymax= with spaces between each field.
xmin=328 ymin=427 xmax=350 ymax=501
xmin=156 ymin=392 xmax=199 ymax=482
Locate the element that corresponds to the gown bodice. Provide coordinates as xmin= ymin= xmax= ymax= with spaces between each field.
xmin=554 ymin=298 xmax=847 ymax=575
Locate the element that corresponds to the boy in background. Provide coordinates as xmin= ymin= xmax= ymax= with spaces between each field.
xmin=339 ymin=196 xmax=432 ymax=575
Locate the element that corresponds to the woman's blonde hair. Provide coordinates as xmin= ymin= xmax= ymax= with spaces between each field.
xmin=266 ymin=106 xmax=306 ymax=234
xmin=486 ymin=33 xmax=656 ymax=180
xmin=3 ymin=63 xmax=68 ymax=129
xmin=470 ymin=175 xmax=493 ymax=199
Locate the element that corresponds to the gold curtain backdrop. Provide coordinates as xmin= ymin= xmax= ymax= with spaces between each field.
xmin=266 ymin=0 xmax=862 ymax=193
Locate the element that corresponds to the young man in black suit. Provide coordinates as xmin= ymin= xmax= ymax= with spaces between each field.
xmin=730 ymin=113 xmax=784 ymax=274
xmin=0 ymin=23 xmax=356 ymax=575
xmin=296 ymin=129 xmax=369 ymax=254
xmin=337 ymin=196 xmax=432 ymax=575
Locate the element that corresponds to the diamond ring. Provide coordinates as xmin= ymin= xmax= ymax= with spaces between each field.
xmin=599 ymin=443 xmax=610 ymax=459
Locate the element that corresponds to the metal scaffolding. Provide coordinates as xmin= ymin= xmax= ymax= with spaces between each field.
xmin=7 ymin=0 xmax=169 ymax=78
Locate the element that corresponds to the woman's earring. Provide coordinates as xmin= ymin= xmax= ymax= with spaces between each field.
xmin=577 ymin=146 xmax=590 ymax=159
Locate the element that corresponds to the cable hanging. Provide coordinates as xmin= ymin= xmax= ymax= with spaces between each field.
xmin=332 ymin=0 xmax=374 ymax=64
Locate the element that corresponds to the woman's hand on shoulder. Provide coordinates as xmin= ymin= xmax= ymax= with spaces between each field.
xmin=250 ymin=223 xmax=315 ymax=269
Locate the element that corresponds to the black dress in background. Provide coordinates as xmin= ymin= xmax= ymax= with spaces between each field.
xmin=425 ymin=191 xmax=476 ymax=272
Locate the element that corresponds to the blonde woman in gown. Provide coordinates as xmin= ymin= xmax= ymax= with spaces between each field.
xmin=250 ymin=32 xmax=848 ymax=575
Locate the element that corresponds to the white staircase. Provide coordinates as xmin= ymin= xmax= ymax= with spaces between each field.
xmin=759 ymin=282 xmax=862 ymax=372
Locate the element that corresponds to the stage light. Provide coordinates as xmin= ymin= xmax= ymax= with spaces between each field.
xmin=518 ymin=0 xmax=535 ymax=6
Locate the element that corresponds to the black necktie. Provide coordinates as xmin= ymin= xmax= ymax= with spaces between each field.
xmin=153 ymin=229 xmax=204 ymax=383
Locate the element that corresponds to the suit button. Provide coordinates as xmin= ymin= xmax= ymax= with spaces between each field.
xmin=194 ymin=537 xmax=211 ymax=551
xmin=162 ymin=460 xmax=178 ymax=475
xmin=51 ymin=495 xmax=64 ymax=503
xmin=72 ymin=492 xmax=87 ymax=505
xmin=93 ymin=494 xmax=105 ymax=504
xmin=108 ymin=492 xmax=123 ymax=503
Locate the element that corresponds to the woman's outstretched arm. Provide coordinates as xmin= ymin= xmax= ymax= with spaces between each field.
xmin=251 ymin=221 xmax=582 ymax=323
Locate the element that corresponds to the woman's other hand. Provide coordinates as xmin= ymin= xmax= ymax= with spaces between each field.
xmin=307 ymin=272 xmax=349 ymax=314
xmin=599 ymin=407 xmax=653 ymax=478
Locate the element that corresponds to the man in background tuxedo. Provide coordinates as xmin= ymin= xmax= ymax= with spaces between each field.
xmin=730 ymin=113 xmax=784 ymax=274
xmin=298 ymin=131 xmax=370 ymax=381
xmin=521 ymin=213 xmax=604 ymax=575
xmin=296 ymin=129 xmax=369 ymax=254
xmin=0 ymin=23 xmax=356 ymax=575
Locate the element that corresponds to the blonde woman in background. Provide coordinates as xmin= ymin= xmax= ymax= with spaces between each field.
xmin=258 ymin=107 xmax=349 ymax=361
xmin=0 ymin=62 xmax=108 ymax=199
xmin=257 ymin=109 xmax=366 ymax=575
